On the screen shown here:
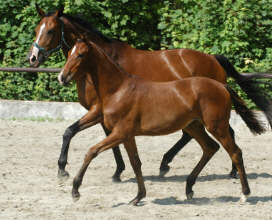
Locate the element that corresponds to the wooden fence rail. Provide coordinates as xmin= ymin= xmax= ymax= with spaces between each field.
xmin=0 ymin=67 xmax=271 ymax=76
xmin=0 ymin=67 xmax=61 ymax=73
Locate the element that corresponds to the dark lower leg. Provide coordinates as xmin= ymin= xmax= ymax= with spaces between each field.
xmin=58 ymin=120 xmax=80 ymax=177
xmin=229 ymin=126 xmax=238 ymax=178
xmin=186 ymin=153 xmax=214 ymax=198
xmin=58 ymin=108 xmax=102 ymax=178
xmin=160 ymin=132 xmax=192 ymax=175
xmin=183 ymin=122 xmax=219 ymax=198
xmin=101 ymin=124 xmax=125 ymax=182
xmin=111 ymin=146 xmax=125 ymax=182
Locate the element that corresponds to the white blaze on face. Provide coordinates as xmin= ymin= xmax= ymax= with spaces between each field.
xmin=35 ymin=23 xmax=46 ymax=44
xmin=58 ymin=69 xmax=64 ymax=85
xmin=30 ymin=23 xmax=46 ymax=63
xmin=71 ymin=45 xmax=77 ymax=56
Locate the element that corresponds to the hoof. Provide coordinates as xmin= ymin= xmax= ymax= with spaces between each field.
xmin=239 ymin=194 xmax=249 ymax=203
xmin=159 ymin=164 xmax=170 ymax=177
xmin=58 ymin=169 xmax=70 ymax=179
xmin=129 ymin=198 xmax=139 ymax=206
xmin=129 ymin=192 xmax=146 ymax=206
xmin=186 ymin=191 xmax=194 ymax=200
xmin=112 ymin=175 xmax=122 ymax=183
xmin=72 ymin=189 xmax=80 ymax=202
xmin=129 ymin=197 xmax=141 ymax=206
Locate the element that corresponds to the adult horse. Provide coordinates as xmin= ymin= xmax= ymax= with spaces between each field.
xmin=28 ymin=5 xmax=272 ymax=181
xmin=59 ymin=39 xmax=266 ymax=205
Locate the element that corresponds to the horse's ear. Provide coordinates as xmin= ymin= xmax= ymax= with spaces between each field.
xmin=35 ymin=3 xmax=45 ymax=18
xmin=54 ymin=4 xmax=64 ymax=17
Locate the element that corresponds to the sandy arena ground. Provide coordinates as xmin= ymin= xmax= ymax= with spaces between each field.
xmin=0 ymin=119 xmax=271 ymax=220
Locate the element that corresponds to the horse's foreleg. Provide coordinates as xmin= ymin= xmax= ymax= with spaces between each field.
xmin=123 ymin=138 xmax=146 ymax=205
xmin=101 ymin=124 xmax=125 ymax=182
xmin=183 ymin=121 xmax=220 ymax=200
xmin=72 ymin=131 xmax=124 ymax=201
xmin=58 ymin=107 xmax=102 ymax=179
xmin=159 ymin=131 xmax=192 ymax=176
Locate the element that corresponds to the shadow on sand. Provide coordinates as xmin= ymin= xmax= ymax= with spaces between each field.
xmin=152 ymin=195 xmax=272 ymax=206
xmin=119 ymin=172 xmax=272 ymax=206
xmin=122 ymin=172 xmax=272 ymax=184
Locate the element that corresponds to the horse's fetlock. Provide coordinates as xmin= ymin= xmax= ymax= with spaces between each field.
xmin=58 ymin=158 xmax=66 ymax=169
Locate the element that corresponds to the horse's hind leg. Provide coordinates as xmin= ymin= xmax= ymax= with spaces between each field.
xmin=229 ymin=126 xmax=238 ymax=179
xmin=101 ymin=124 xmax=125 ymax=182
xmin=58 ymin=107 xmax=102 ymax=179
xmin=123 ymin=138 xmax=146 ymax=205
xmin=160 ymin=131 xmax=192 ymax=176
xmin=182 ymin=121 xmax=220 ymax=200
xmin=208 ymin=124 xmax=250 ymax=201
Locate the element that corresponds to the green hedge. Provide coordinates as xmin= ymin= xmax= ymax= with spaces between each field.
xmin=0 ymin=0 xmax=271 ymax=103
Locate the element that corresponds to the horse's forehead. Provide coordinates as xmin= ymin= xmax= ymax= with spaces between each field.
xmin=38 ymin=16 xmax=57 ymax=30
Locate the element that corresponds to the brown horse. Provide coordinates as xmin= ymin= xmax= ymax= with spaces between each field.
xmin=28 ymin=5 xmax=272 ymax=181
xmin=58 ymin=39 xmax=266 ymax=205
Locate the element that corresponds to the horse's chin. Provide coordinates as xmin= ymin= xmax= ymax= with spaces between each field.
xmin=58 ymin=73 xmax=73 ymax=86
xmin=31 ymin=62 xmax=40 ymax=68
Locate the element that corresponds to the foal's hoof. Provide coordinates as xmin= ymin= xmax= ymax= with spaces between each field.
xmin=239 ymin=194 xmax=249 ymax=203
xmin=129 ymin=197 xmax=142 ymax=206
xmin=72 ymin=189 xmax=81 ymax=202
xmin=186 ymin=191 xmax=194 ymax=200
xmin=159 ymin=164 xmax=170 ymax=177
xmin=129 ymin=192 xmax=146 ymax=206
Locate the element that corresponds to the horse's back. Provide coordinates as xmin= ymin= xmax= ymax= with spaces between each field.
xmin=116 ymin=46 xmax=227 ymax=83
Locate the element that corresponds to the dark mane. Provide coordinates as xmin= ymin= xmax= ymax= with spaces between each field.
xmin=61 ymin=14 xmax=113 ymax=43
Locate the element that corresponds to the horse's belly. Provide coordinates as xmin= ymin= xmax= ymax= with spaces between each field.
xmin=139 ymin=109 xmax=194 ymax=136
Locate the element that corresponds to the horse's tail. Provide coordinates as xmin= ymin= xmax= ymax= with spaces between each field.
xmin=215 ymin=54 xmax=272 ymax=80
xmin=225 ymin=85 xmax=267 ymax=135
xmin=215 ymin=54 xmax=272 ymax=128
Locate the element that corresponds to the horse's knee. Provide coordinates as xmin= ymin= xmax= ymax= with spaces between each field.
xmin=63 ymin=127 xmax=74 ymax=141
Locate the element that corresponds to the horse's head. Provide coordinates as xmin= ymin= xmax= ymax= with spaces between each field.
xmin=58 ymin=40 xmax=89 ymax=85
xmin=29 ymin=4 xmax=64 ymax=67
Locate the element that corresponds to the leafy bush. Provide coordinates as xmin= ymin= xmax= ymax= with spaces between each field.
xmin=0 ymin=0 xmax=271 ymax=105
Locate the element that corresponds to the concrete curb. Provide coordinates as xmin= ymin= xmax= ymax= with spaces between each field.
xmin=0 ymin=99 xmax=87 ymax=120
xmin=0 ymin=99 xmax=268 ymax=130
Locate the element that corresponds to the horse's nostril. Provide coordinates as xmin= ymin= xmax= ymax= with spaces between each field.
xmin=31 ymin=55 xmax=37 ymax=63
xmin=61 ymin=74 xmax=64 ymax=83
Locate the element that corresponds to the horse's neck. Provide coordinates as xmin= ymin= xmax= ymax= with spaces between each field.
xmin=88 ymin=47 xmax=130 ymax=101
xmin=61 ymin=17 xmax=130 ymax=61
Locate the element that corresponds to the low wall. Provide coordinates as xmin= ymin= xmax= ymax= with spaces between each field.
xmin=0 ymin=99 xmax=268 ymax=130
xmin=0 ymin=99 xmax=87 ymax=120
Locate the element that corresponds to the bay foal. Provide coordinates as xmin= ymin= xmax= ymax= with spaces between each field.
xmin=58 ymin=40 xmax=265 ymax=205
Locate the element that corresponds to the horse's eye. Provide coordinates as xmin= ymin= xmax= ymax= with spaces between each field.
xmin=78 ymin=54 xmax=84 ymax=58
xmin=47 ymin=29 xmax=54 ymax=34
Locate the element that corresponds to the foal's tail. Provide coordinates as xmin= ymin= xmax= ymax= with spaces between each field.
xmin=226 ymin=86 xmax=267 ymax=135
xmin=215 ymin=54 xmax=272 ymax=129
